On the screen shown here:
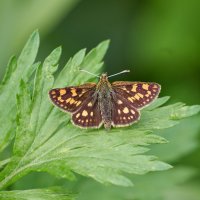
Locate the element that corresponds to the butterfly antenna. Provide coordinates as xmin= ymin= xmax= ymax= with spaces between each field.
xmin=108 ymin=70 xmax=130 ymax=78
xmin=79 ymin=69 xmax=100 ymax=77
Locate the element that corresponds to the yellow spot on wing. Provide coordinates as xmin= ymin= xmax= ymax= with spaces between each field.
xmin=147 ymin=91 xmax=151 ymax=94
xmin=60 ymin=89 xmax=66 ymax=95
xmin=88 ymin=102 xmax=93 ymax=107
xmin=142 ymin=84 xmax=149 ymax=90
xmin=131 ymin=109 xmax=135 ymax=114
xmin=145 ymin=91 xmax=151 ymax=97
xmin=134 ymin=94 xmax=140 ymax=100
xmin=153 ymin=85 xmax=158 ymax=88
xmin=76 ymin=113 xmax=80 ymax=118
xmin=82 ymin=110 xmax=88 ymax=117
xmin=128 ymin=97 xmax=133 ymax=103
xmin=58 ymin=96 xmax=64 ymax=102
xmin=76 ymin=101 xmax=81 ymax=106
xmin=90 ymin=112 xmax=94 ymax=116
xmin=138 ymin=93 xmax=144 ymax=98
xmin=51 ymin=91 xmax=56 ymax=95
xmin=71 ymin=88 xmax=77 ymax=97
xmin=123 ymin=107 xmax=129 ymax=114
xmin=118 ymin=109 xmax=121 ymax=114
xmin=79 ymin=89 xmax=87 ymax=97
xmin=69 ymin=98 xmax=75 ymax=104
xmin=132 ymin=84 xmax=137 ymax=92
xmin=66 ymin=98 xmax=71 ymax=103
xmin=117 ymin=100 xmax=123 ymax=104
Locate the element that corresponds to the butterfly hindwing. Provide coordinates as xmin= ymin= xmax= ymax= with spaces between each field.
xmin=111 ymin=93 xmax=140 ymax=127
xmin=49 ymin=83 xmax=96 ymax=113
xmin=72 ymin=97 xmax=103 ymax=128
xmin=112 ymin=81 xmax=161 ymax=109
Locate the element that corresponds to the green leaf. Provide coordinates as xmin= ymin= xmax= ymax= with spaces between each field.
xmin=144 ymin=96 xmax=170 ymax=110
xmin=55 ymin=40 xmax=110 ymax=87
xmin=0 ymin=56 xmax=17 ymax=87
xmin=150 ymin=115 xmax=200 ymax=162
xmin=0 ymin=30 xmax=40 ymax=153
xmin=171 ymin=105 xmax=200 ymax=119
xmin=17 ymin=31 xmax=40 ymax=79
xmin=0 ymin=188 xmax=76 ymax=200
xmin=75 ymin=167 xmax=198 ymax=200
xmin=14 ymin=80 xmax=32 ymax=156
xmin=0 ymin=33 xmax=200 ymax=191
xmin=0 ymin=159 xmax=10 ymax=170
xmin=135 ymin=102 xmax=200 ymax=131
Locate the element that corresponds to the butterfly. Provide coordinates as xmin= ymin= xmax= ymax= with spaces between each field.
xmin=49 ymin=70 xmax=161 ymax=129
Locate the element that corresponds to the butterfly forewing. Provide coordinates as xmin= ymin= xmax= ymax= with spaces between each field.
xmin=111 ymin=94 xmax=140 ymax=127
xmin=112 ymin=82 xmax=161 ymax=109
xmin=49 ymin=83 xmax=96 ymax=113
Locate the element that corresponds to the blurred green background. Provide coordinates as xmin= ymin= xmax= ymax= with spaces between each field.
xmin=1 ymin=0 xmax=200 ymax=199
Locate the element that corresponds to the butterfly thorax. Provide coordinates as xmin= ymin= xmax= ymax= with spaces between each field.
xmin=96 ymin=73 xmax=113 ymax=129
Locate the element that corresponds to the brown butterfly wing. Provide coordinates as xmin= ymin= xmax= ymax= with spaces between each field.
xmin=112 ymin=81 xmax=161 ymax=109
xmin=49 ymin=83 xmax=96 ymax=113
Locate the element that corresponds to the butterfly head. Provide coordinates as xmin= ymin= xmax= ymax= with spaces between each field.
xmin=97 ymin=73 xmax=111 ymax=89
xmin=100 ymin=73 xmax=109 ymax=82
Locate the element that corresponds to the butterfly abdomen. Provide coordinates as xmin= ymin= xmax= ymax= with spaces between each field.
xmin=98 ymin=83 xmax=113 ymax=129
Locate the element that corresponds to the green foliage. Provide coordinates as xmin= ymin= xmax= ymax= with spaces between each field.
xmin=0 ymin=0 xmax=80 ymax=77
xmin=0 ymin=188 xmax=76 ymax=200
xmin=75 ymin=167 xmax=197 ymax=200
xmin=0 ymin=31 xmax=200 ymax=199
xmin=150 ymin=116 xmax=200 ymax=162
xmin=0 ymin=31 xmax=39 ymax=152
